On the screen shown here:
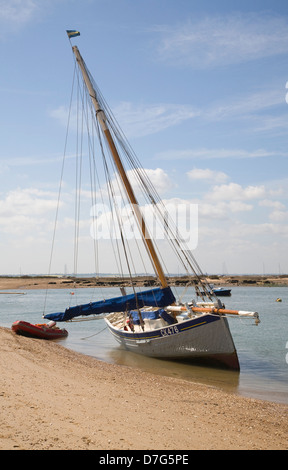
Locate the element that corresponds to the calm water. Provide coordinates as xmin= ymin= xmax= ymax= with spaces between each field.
xmin=1 ymin=285 xmax=287 ymax=404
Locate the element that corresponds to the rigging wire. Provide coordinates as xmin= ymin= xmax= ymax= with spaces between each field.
xmin=84 ymin=68 xmax=215 ymax=300
xmin=79 ymin=69 xmax=153 ymax=286
xmin=42 ymin=62 xmax=78 ymax=315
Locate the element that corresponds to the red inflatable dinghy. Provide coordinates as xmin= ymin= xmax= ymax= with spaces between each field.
xmin=11 ymin=321 xmax=68 ymax=340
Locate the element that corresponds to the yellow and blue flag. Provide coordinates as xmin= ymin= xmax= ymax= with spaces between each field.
xmin=66 ymin=30 xmax=80 ymax=38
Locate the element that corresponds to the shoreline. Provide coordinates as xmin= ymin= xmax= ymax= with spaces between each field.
xmin=0 ymin=326 xmax=287 ymax=450
xmin=1 ymin=274 xmax=288 ymax=291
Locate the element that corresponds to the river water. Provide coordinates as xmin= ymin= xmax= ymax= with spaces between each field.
xmin=1 ymin=285 xmax=287 ymax=404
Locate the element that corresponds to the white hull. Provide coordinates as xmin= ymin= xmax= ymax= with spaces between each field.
xmin=105 ymin=312 xmax=239 ymax=370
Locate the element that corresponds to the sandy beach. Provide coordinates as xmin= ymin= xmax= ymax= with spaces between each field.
xmin=0 ymin=326 xmax=287 ymax=450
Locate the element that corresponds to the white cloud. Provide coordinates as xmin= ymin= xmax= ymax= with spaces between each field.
xmin=199 ymin=201 xmax=253 ymax=220
xmin=93 ymin=167 xmax=175 ymax=204
xmin=50 ymin=105 xmax=71 ymax=127
xmin=157 ymin=147 xmax=287 ymax=161
xmin=113 ymin=101 xmax=198 ymax=138
xmin=139 ymin=168 xmax=174 ymax=195
xmin=259 ymin=198 xmax=288 ymax=222
xmin=206 ymin=90 xmax=283 ymax=121
xmin=51 ymin=84 xmax=286 ymax=144
xmin=154 ymin=14 xmax=288 ymax=68
xmin=51 ymin=101 xmax=198 ymax=139
xmin=187 ymin=168 xmax=229 ymax=183
xmin=0 ymin=0 xmax=39 ymax=24
xmin=206 ymin=182 xmax=266 ymax=202
xmin=229 ymin=221 xmax=288 ymax=238
xmin=259 ymin=199 xmax=286 ymax=210
xmin=0 ymin=188 xmax=60 ymax=236
xmin=269 ymin=210 xmax=288 ymax=222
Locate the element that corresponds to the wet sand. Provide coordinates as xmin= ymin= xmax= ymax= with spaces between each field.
xmin=0 ymin=326 xmax=287 ymax=450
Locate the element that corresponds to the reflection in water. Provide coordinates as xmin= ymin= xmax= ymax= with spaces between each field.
xmin=64 ymin=325 xmax=288 ymax=404
xmin=61 ymin=324 xmax=240 ymax=393
xmin=106 ymin=344 xmax=240 ymax=394
xmin=63 ymin=324 xmax=240 ymax=394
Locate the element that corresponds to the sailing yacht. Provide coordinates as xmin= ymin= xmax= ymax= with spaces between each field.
xmin=44 ymin=32 xmax=260 ymax=370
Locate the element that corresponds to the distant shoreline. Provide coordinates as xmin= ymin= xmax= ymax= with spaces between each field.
xmin=0 ymin=274 xmax=288 ymax=290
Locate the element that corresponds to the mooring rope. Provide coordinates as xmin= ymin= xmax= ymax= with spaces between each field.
xmin=80 ymin=325 xmax=107 ymax=340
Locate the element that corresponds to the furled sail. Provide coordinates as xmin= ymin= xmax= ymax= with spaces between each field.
xmin=44 ymin=286 xmax=176 ymax=322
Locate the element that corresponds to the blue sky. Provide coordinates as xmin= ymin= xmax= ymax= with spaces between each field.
xmin=0 ymin=0 xmax=288 ymax=275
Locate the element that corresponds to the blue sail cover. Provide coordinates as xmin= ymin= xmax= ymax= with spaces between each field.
xmin=44 ymin=286 xmax=176 ymax=322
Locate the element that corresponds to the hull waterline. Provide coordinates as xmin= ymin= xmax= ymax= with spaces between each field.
xmin=105 ymin=313 xmax=240 ymax=370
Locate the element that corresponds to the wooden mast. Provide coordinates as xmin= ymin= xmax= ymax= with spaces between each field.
xmin=72 ymin=45 xmax=168 ymax=289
